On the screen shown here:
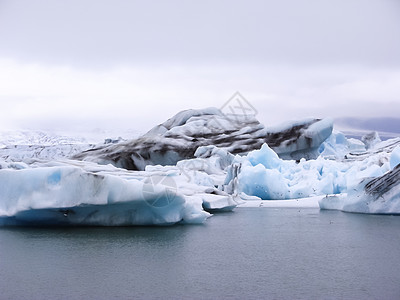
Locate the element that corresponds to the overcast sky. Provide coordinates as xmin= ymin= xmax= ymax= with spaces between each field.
xmin=1 ymin=0 xmax=400 ymax=133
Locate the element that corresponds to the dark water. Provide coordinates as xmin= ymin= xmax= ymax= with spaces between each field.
xmin=1 ymin=208 xmax=400 ymax=300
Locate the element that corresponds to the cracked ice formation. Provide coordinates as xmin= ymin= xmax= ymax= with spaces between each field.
xmin=224 ymin=136 xmax=398 ymax=201
xmin=74 ymin=108 xmax=333 ymax=170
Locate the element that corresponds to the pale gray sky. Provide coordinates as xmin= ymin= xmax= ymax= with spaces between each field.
xmin=1 ymin=0 xmax=400 ymax=132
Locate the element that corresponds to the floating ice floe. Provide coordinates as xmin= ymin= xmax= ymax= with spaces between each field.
xmin=0 ymin=143 xmax=241 ymax=226
xmin=0 ymin=163 xmax=213 ymax=226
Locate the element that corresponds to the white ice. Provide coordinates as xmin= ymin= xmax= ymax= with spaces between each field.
xmin=0 ymin=142 xmax=241 ymax=225
xmin=390 ymin=145 xmax=400 ymax=170
xmin=1 ymin=113 xmax=399 ymax=225
xmin=227 ymin=143 xmax=388 ymax=200
xmin=224 ymin=133 xmax=400 ymax=215
xmin=0 ymin=164 xmax=211 ymax=226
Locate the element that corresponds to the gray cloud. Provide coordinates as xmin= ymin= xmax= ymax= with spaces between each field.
xmin=0 ymin=0 xmax=399 ymax=67
xmin=0 ymin=0 xmax=399 ymax=133
xmin=1 ymin=60 xmax=399 ymax=132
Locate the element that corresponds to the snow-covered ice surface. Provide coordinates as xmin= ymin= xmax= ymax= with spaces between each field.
xmin=1 ymin=108 xmax=400 ymax=226
xmin=0 ymin=130 xmax=94 ymax=161
xmin=0 ymin=129 xmax=140 ymax=162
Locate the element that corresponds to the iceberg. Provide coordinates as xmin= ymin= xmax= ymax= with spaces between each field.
xmin=1 ymin=107 xmax=399 ymax=225
xmin=0 ymin=164 xmax=210 ymax=226
xmin=73 ymin=108 xmax=333 ymax=170
xmin=319 ymin=163 xmax=400 ymax=214
xmin=224 ymin=136 xmax=399 ymax=202
xmin=266 ymin=117 xmax=334 ymax=160
xmin=0 ymin=142 xmax=241 ymax=226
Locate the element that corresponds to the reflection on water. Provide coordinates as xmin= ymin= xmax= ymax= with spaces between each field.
xmin=1 ymin=208 xmax=400 ymax=300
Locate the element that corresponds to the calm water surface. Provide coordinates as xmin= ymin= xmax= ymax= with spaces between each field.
xmin=1 ymin=208 xmax=400 ymax=300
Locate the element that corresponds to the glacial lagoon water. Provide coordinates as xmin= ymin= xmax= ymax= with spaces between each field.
xmin=1 ymin=208 xmax=400 ymax=300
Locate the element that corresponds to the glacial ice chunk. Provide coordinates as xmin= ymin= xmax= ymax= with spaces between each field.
xmin=0 ymin=166 xmax=210 ymax=226
xmin=319 ymin=164 xmax=400 ymax=214
xmin=225 ymin=134 xmax=396 ymax=201
xmin=362 ymin=131 xmax=381 ymax=149
xmin=318 ymin=130 xmax=366 ymax=159
xmin=73 ymin=108 xmax=333 ymax=170
xmin=390 ymin=146 xmax=400 ymax=170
